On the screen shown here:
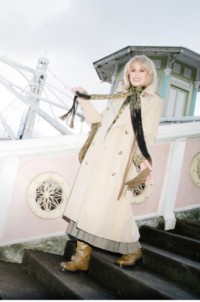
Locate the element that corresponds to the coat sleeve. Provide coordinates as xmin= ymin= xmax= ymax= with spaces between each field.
xmin=78 ymin=97 xmax=102 ymax=124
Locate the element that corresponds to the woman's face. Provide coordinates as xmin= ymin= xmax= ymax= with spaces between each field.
xmin=129 ymin=62 xmax=149 ymax=87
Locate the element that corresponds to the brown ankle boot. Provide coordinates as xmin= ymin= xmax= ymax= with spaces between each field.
xmin=59 ymin=241 xmax=92 ymax=272
xmin=115 ymin=249 xmax=142 ymax=268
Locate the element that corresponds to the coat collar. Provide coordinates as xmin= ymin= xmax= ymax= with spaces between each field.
xmin=141 ymin=82 xmax=156 ymax=96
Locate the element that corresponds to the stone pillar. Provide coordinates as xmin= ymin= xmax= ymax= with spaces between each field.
xmin=190 ymin=80 xmax=199 ymax=115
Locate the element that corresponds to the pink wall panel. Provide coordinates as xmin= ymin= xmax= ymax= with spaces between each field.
xmin=175 ymin=138 xmax=200 ymax=209
xmin=2 ymin=154 xmax=80 ymax=244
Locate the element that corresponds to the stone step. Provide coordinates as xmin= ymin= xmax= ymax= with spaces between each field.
xmin=22 ymin=249 xmax=118 ymax=300
xmin=140 ymin=225 xmax=200 ymax=262
xmin=91 ymin=249 xmax=200 ymax=299
xmin=142 ymin=243 xmax=200 ymax=296
xmin=64 ymin=240 xmax=199 ymax=299
xmin=170 ymin=219 xmax=200 ymax=240
xmin=0 ymin=260 xmax=53 ymax=299
xmin=1 ymin=217 xmax=200 ymax=300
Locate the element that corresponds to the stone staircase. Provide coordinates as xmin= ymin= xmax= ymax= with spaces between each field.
xmin=0 ymin=218 xmax=200 ymax=299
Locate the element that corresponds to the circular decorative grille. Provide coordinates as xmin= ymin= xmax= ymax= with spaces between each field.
xmin=27 ymin=172 xmax=70 ymax=219
xmin=190 ymin=152 xmax=200 ymax=188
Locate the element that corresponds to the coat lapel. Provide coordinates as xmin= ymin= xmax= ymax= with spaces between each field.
xmin=109 ymin=97 xmax=130 ymax=130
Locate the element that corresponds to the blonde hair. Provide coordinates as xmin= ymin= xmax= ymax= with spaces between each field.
xmin=123 ymin=55 xmax=157 ymax=90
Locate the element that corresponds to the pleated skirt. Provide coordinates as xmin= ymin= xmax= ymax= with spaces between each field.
xmin=67 ymin=220 xmax=141 ymax=255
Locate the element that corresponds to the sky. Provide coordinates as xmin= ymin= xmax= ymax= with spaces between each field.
xmin=1 ymin=0 xmax=200 ymax=90
xmin=0 ymin=0 xmax=200 ymax=128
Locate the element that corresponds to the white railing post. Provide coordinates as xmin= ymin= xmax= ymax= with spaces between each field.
xmin=158 ymin=139 xmax=186 ymax=230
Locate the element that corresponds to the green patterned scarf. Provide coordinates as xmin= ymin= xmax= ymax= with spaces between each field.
xmin=60 ymin=86 xmax=152 ymax=165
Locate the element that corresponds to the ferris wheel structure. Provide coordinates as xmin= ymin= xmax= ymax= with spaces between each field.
xmin=0 ymin=56 xmax=84 ymax=140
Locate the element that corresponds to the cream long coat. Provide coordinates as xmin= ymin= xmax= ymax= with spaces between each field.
xmin=64 ymin=86 xmax=163 ymax=244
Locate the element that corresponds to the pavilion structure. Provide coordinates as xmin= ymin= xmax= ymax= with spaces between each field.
xmin=93 ymin=46 xmax=200 ymax=118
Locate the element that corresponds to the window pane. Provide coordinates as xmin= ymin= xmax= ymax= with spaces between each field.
xmin=175 ymin=90 xmax=186 ymax=117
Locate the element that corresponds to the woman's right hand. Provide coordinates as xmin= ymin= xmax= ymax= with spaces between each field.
xmin=71 ymin=87 xmax=87 ymax=96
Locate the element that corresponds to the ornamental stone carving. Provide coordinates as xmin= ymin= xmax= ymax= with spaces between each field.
xmin=190 ymin=152 xmax=200 ymax=188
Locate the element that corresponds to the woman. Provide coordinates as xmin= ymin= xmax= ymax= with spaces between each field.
xmin=59 ymin=55 xmax=163 ymax=272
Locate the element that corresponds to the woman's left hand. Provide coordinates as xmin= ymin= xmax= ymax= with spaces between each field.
xmin=140 ymin=159 xmax=152 ymax=183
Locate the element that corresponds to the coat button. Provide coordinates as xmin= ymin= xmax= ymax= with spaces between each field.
xmin=85 ymin=161 xmax=88 ymax=165
xmin=118 ymin=150 xmax=123 ymax=155
xmin=112 ymin=172 xmax=116 ymax=176
xmin=125 ymin=130 xmax=129 ymax=134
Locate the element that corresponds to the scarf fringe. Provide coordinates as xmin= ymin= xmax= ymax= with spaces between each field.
xmin=60 ymin=95 xmax=78 ymax=128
